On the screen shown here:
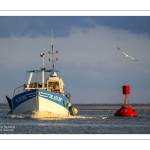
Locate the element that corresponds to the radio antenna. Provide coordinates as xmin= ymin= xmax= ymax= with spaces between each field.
xmin=48 ymin=28 xmax=58 ymax=72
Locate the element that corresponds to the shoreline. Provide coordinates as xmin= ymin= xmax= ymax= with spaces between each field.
xmin=74 ymin=105 xmax=150 ymax=110
xmin=0 ymin=103 xmax=150 ymax=110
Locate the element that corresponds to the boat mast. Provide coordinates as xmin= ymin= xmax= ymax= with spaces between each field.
xmin=51 ymin=28 xmax=54 ymax=71
xmin=48 ymin=28 xmax=58 ymax=73
xmin=40 ymin=53 xmax=45 ymax=89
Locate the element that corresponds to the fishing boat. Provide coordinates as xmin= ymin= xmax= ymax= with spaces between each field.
xmin=6 ymin=31 xmax=78 ymax=116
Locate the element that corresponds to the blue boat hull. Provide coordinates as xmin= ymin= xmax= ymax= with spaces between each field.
xmin=11 ymin=89 xmax=72 ymax=115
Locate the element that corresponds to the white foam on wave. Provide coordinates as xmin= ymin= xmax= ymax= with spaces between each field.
xmin=99 ymin=116 xmax=110 ymax=119
xmin=6 ymin=111 xmax=95 ymax=120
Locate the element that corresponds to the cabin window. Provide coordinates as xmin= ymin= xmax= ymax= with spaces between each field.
xmin=47 ymin=82 xmax=59 ymax=91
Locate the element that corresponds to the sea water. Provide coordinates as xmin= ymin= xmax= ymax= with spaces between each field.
xmin=0 ymin=105 xmax=150 ymax=134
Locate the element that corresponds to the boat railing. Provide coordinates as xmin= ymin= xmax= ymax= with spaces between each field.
xmin=13 ymin=82 xmax=47 ymax=97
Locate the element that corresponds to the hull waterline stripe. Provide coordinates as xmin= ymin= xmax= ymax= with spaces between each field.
xmin=26 ymin=93 xmax=36 ymax=95
xmin=39 ymin=92 xmax=51 ymax=96
xmin=40 ymin=95 xmax=48 ymax=97
xmin=28 ymin=95 xmax=36 ymax=98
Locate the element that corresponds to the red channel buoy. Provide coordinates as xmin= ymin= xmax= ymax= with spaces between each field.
xmin=114 ymin=85 xmax=138 ymax=117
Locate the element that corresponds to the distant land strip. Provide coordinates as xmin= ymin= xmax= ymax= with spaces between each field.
xmin=73 ymin=103 xmax=150 ymax=110
xmin=1 ymin=103 xmax=150 ymax=106
xmin=0 ymin=103 xmax=150 ymax=110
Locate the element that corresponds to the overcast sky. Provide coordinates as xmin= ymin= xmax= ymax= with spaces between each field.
xmin=0 ymin=16 xmax=150 ymax=104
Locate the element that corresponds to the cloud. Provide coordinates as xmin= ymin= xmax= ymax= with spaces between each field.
xmin=1 ymin=16 xmax=150 ymax=38
xmin=1 ymin=25 xmax=150 ymax=103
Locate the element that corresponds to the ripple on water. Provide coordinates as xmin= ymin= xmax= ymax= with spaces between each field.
xmin=5 ymin=111 xmax=96 ymax=120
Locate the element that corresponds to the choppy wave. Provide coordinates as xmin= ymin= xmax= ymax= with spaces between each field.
xmin=0 ymin=108 xmax=150 ymax=134
xmin=5 ymin=111 xmax=95 ymax=120
xmin=99 ymin=116 xmax=110 ymax=119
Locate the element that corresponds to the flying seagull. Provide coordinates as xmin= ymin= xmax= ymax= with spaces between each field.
xmin=117 ymin=47 xmax=138 ymax=61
